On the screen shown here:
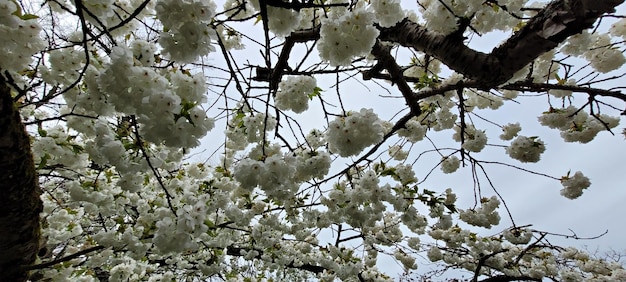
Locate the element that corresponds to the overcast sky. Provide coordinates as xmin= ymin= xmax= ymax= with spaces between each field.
xmin=196 ymin=0 xmax=626 ymax=277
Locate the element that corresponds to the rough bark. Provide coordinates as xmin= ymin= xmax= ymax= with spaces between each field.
xmin=378 ymin=0 xmax=624 ymax=86
xmin=0 ymin=75 xmax=42 ymax=282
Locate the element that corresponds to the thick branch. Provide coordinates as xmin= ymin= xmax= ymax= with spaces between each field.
xmin=491 ymin=0 xmax=623 ymax=82
xmin=480 ymin=275 xmax=541 ymax=282
xmin=226 ymin=246 xmax=326 ymax=274
xmin=379 ymin=0 xmax=623 ymax=86
xmin=20 ymin=246 xmax=105 ymax=271
xmin=370 ymin=42 xmax=422 ymax=115
xmin=253 ymin=28 xmax=321 ymax=86
xmin=378 ymin=20 xmax=497 ymax=84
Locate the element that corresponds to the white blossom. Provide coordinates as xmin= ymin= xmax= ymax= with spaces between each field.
xmin=388 ymin=145 xmax=408 ymax=160
xmin=505 ymin=136 xmax=546 ymax=163
xmin=500 ymin=122 xmax=521 ymax=141
xmin=440 ymin=155 xmax=460 ymax=174
xmin=317 ymin=8 xmax=379 ymax=66
xmin=459 ymin=196 xmax=501 ymax=228
xmin=326 ymin=108 xmax=385 ymax=157
xmin=275 ymin=76 xmax=317 ymax=113
xmin=370 ymin=0 xmax=404 ymax=28
xmin=503 ymin=228 xmax=533 ymax=244
xmin=156 ymin=0 xmax=217 ymax=63
xmin=584 ymin=34 xmax=626 ymax=73
xmin=453 ymin=124 xmax=488 ymax=152
xmin=398 ymin=118 xmax=427 ymax=142
xmin=560 ymin=171 xmax=591 ymax=199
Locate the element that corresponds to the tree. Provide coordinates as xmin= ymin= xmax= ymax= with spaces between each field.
xmin=1 ymin=0 xmax=626 ymax=280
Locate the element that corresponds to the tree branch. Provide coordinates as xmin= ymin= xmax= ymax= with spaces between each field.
xmin=226 ymin=246 xmax=327 ymax=274
xmin=20 ymin=246 xmax=105 ymax=271
xmin=370 ymin=42 xmax=422 ymax=116
xmin=479 ymin=275 xmax=542 ymax=282
xmin=378 ymin=0 xmax=624 ymax=86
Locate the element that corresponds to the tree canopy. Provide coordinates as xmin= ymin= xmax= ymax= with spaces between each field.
xmin=1 ymin=0 xmax=626 ymax=281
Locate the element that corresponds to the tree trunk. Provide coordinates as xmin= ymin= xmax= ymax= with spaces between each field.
xmin=0 ymin=75 xmax=42 ymax=281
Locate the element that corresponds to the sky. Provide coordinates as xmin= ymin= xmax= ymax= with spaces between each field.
xmin=195 ymin=0 xmax=626 ymax=278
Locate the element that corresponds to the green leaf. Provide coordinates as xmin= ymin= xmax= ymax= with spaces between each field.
xmin=70 ymin=144 xmax=84 ymax=154
xmin=9 ymin=0 xmax=22 ymax=17
xmin=20 ymin=13 xmax=38 ymax=20
xmin=308 ymin=87 xmax=322 ymax=100
xmin=37 ymin=153 xmax=50 ymax=169
xmin=380 ymin=168 xmax=397 ymax=177
xmin=205 ymin=219 xmax=215 ymax=228
xmin=413 ymin=73 xmax=441 ymax=90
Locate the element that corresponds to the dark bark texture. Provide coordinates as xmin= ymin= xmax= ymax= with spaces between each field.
xmin=0 ymin=75 xmax=42 ymax=281
xmin=379 ymin=0 xmax=624 ymax=86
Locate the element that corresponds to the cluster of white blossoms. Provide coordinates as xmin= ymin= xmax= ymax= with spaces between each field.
xmin=419 ymin=0 xmax=462 ymax=34
xmin=275 ymin=76 xmax=317 ymax=113
xmin=305 ymin=128 xmax=326 ymax=149
xmin=561 ymin=31 xmax=592 ymax=56
xmin=40 ymin=47 xmax=84 ymax=85
xmin=584 ymin=34 xmax=626 ymax=73
xmin=398 ymin=118 xmax=427 ymax=142
xmin=0 ymin=0 xmax=44 ymax=75
xmin=318 ymin=7 xmax=379 ymax=66
xmin=426 ymin=231 xmax=626 ymax=281
xmin=216 ymin=25 xmax=244 ymax=50
xmin=90 ymin=45 xmax=215 ymax=148
xmin=245 ymin=0 xmax=301 ymax=36
xmin=538 ymin=106 xmax=581 ymax=129
xmin=561 ymin=29 xmax=626 ymax=73
xmin=560 ymin=171 xmax=591 ymax=199
xmin=610 ymin=18 xmax=626 ymax=38
xmin=464 ymin=90 xmax=504 ymax=111
xmin=453 ymin=124 xmax=488 ymax=152
xmin=369 ymin=0 xmax=405 ymax=27
xmin=61 ymin=0 xmax=153 ymax=35
xmin=265 ymin=7 xmax=301 ymax=36
xmin=233 ymin=154 xmax=302 ymax=202
xmin=499 ymin=122 xmax=521 ymax=140
xmin=87 ymin=121 xmax=127 ymax=167
xmin=413 ymin=91 xmax=458 ymax=131
xmin=31 ymin=125 xmax=89 ymax=171
xmin=459 ymin=196 xmax=501 ymax=228
xmin=505 ymin=136 xmax=546 ymax=163
xmin=293 ymin=149 xmax=332 ymax=182
xmin=387 ymin=145 xmax=409 ymax=160
xmin=156 ymin=0 xmax=217 ymax=63
xmin=326 ymin=108 xmax=385 ymax=157
xmin=538 ymin=106 xmax=620 ymax=143
xmin=440 ymin=155 xmax=460 ymax=174
xmin=503 ymin=228 xmax=533 ymax=245
xmin=419 ymin=0 xmax=524 ymax=35
xmin=226 ymin=112 xmax=277 ymax=151
xmin=16 ymin=0 xmax=626 ymax=281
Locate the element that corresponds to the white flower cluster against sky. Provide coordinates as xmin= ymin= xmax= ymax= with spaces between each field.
xmin=4 ymin=0 xmax=626 ymax=280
